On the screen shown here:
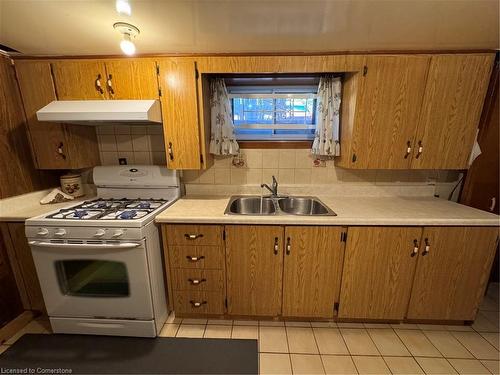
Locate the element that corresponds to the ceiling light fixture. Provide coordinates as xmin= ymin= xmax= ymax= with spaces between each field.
xmin=115 ymin=0 xmax=132 ymax=16
xmin=113 ymin=22 xmax=140 ymax=56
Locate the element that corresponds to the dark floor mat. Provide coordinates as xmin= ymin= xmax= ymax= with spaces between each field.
xmin=0 ymin=334 xmax=258 ymax=374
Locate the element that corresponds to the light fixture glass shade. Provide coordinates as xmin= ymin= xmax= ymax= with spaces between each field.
xmin=116 ymin=0 xmax=131 ymax=16
xmin=120 ymin=34 xmax=136 ymax=55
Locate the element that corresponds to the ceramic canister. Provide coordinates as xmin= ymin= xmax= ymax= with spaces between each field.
xmin=60 ymin=173 xmax=84 ymax=198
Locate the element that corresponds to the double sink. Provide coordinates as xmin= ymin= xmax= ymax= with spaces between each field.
xmin=225 ymin=196 xmax=337 ymax=216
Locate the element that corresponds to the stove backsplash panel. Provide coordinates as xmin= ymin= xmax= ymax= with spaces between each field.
xmin=96 ymin=125 xmax=165 ymax=166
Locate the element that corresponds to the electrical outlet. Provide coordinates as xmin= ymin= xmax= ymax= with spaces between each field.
xmin=119 ymin=158 xmax=127 ymax=165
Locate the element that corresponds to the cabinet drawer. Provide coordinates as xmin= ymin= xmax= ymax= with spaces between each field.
xmin=165 ymin=225 xmax=222 ymax=246
xmin=172 ymin=269 xmax=224 ymax=292
xmin=173 ymin=291 xmax=224 ymax=315
xmin=169 ymin=246 xmax=224 ymax=269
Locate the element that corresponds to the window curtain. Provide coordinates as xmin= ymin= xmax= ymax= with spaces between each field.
xmin=209 ymin=78 xmax=239 ymax=156
xmin=312 ymin=76 xmax=341 ymax=157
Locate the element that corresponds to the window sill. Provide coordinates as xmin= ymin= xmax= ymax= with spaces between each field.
xmin=238 ymin=140 xmax=312 ymax=149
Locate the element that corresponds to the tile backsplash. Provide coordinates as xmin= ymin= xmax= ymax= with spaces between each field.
xmin=96 ymin=125 xmax=166 ymax=166
xmin=183 ymin=148 xmax=459 ymax=187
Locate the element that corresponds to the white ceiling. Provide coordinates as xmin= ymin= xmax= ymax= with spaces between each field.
xmin=0 ymin=0 xmax=498 ymax=56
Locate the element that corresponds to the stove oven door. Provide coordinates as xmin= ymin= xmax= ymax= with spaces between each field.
xmin=29 ymin=240 xmax=153 ymax=320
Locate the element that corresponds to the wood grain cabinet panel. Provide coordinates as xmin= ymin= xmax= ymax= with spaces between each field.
xmin=15 ymin=60 xmax=99 ymax=169
xmin=283 ymin=226 xmax=345 ymax=318
xmin=171 ymin=269 xmax=224 ymax=292
xmin=169 ymin=246 xmax=224 ymax=270
xmin=338 ymin=227 xmax=422 ymax=320
xmin=412 ymin=54 xmax=494 ymax=169
xmin=157 ymin=58 xmax=202 ymax=169
xmin=173 ymin=290 xmax=224 ymax=315
xmin=1 ymin=223 xmax=45 ymax=312
xmin=51 ymin=60 xmax=107 ymax=100
xmin=103 ymin=59 xmax=159 ymax=99
xmin=407 ymin=226 xmax=498 ymax=321
xmin=225 ymin=225 xmax=284 ymax=316
xmin=349 ymin=55 xmax=430 ymax=169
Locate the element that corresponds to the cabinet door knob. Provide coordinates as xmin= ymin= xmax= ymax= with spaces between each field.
xmin=422 ymin=238 xmax=430 ymax=256
xmin=404 ymin=141 xmax=412 ymax=159
xmin=286 ymin=237 xmax=291 ymax=255
xmin=189 ymin=300 xmax=207 ymax=308
xmin=411 ymin=239 xmax=419 ymax=257
xmin=168 ymin=142 xmax=174 ymax=161
xmin=57 ymin=142 xmax=66 ymax=160
xmin=186 ymin=255 xmax=205 ymax=262
xmin=184 ymin=233 xmax=203 ymax=240
xmin=95 ymin=74 xmax=104 ymax=94
xmin=106 ymin=74 xmax=114 ymax=95
xmin=188 ymin=278 xmax=206 ymax=285
xmin=273 ymin=237 xmax=279 ymax=255
xmin=415 ymin=141 xmax=423 ymax=159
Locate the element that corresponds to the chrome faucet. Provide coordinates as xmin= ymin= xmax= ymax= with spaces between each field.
xmin=261 ymin=175 xmax=279 ymax=197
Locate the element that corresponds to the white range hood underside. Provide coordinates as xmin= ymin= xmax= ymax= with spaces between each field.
xmin=36 ymin=100 xmax=162 ymax=124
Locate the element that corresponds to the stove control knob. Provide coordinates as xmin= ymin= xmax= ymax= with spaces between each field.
xmin=37 ymin=228 xmax=49 ymax=237
xmin=54 ymin=228 xmax=67 ymax=237
xmin=94 ymin=229 xmax=106 ymax=238
xmin=112 ymin=229 xmax=125 ymax=238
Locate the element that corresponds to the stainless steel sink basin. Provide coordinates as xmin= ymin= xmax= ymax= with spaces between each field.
xmin=225 ymin=195 xmax=336 ymax=216
xmin=225 ymin=196 xmax=276 ymax=215
xmin=278 ymin=197 xmax=335 ymax=216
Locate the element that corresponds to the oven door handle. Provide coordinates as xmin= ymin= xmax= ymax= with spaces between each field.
xmin=28 ymin=241 xmax=142 ymax=250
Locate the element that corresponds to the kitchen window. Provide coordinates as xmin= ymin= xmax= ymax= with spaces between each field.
xmin=225 ymin=75 xmax=320 ymax=141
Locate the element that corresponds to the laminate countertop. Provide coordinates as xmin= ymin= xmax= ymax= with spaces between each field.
xmin=0 ymin=189 xmax=95 ymax=222
xmin=155 ymin=195 xmax=500 ymax=226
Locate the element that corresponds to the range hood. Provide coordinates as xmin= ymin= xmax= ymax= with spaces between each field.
xmin=36 ymin=100 xmax=162 ymax=124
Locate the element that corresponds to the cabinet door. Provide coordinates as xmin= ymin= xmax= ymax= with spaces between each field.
xmin=407 ymin=227 xmax=498 ymax=321
xmin=51 ymin=60 xmax=107 ymax=99
xmin=412 ymin=54 xmax=494 ymax=169
xmin=225 ymin=225 xmax=284 ymax=316
xmin=350 ymin=56 xmax=429 ymax=169
xmin=339 ymin=227 xmax=421 ymax=320
xmin=1 ymin=223 xmax=45 ymax=312
xmin=158 ymin=58 xmax=201 ymax=169
xmin=104 ymin=59 xmax=159 ymax=99
xmin=283 ymin=226 xmax=345 ymax=318
xmin=15 ymin=60 xmax=71 ymax=169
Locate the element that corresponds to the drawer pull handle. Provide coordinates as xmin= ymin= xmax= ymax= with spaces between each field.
xmin=185 ymin=233 xmax=204 ymax=240
xmin=422 ymin=238 xmax=430 ymax=256
xmin=188 ymin=278 xmax=206 ymax=285
xmin=186 ymin=255 xmax=205 ymax=262
xmin=190 ymin=300 xmax=207 ymax=308
xmin=411 ymin=239 xmax=419 ymax=257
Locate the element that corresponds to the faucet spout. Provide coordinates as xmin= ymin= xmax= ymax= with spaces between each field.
xmin=261 ymin=175 xmax=279 ymax=197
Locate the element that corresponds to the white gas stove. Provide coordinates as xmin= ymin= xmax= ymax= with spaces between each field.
xmin=25 ymin=165 xmax=180 ymax=338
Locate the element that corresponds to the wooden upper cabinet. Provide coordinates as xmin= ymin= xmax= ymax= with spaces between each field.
xmin=412 ymin=54 xmax=494 ymax=169
xmin=51 ymin=60 xmax=107 ymax=99
xmin=15 ymin=60 xmax=70 ymax=169
xmin=225 ymin=225 xmax=284 ymax=316
xmin=103 ymin=59 xmax=159 ymax=99
xmin=157 ymin=58 xmax=202 ymax=169
xmin=349 ymin=56 xmax=430 ymax=169
xmin=338 ymin=227 xmax=421 ymax=320
xmin=283 ymin=226 xmax=345 ymax=318
xmin=407 ymin=227 xmax=498 ymax=321
xmin=15 ymin=60 xmax=99 ymax=169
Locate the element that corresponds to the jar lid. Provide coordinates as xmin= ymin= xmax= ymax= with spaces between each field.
xmin=61 ymin=174 xmax=81 ymax=179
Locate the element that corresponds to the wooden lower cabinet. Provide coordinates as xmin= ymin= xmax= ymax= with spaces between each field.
xmin=225 ymin=225 xmax=284 ymax=316
xmin=407 ymin=227 xmax=498 ymax=321
xmin=283 ymin=226 xmax=345 ymax=318
xmin=0 ymin=222 xmax=45 ymax=312
xmin=338 ymin=227 xmax=422 ymax=320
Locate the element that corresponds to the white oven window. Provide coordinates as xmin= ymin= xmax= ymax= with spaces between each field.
xmin=55 ymin=260 xmax=130 ymax=297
